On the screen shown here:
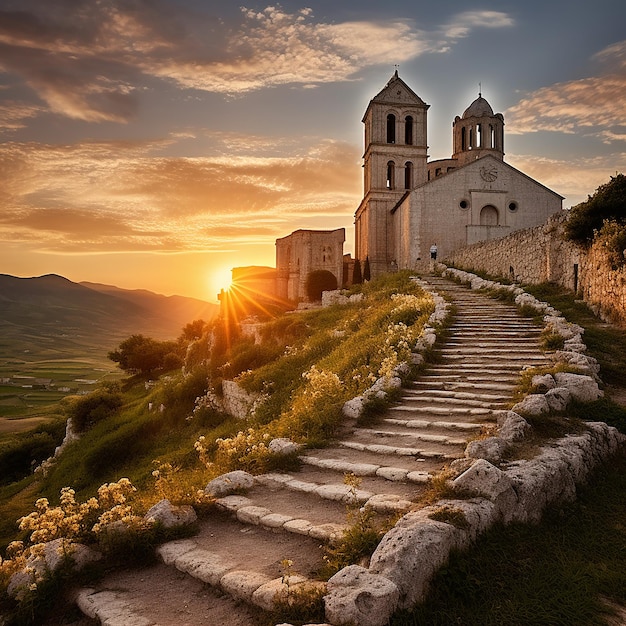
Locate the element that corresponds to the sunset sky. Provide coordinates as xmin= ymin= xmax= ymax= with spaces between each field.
xmin=0 ymin=0 xmax=624 ymax=301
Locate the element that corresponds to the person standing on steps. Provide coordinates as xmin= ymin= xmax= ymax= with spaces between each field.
xmin=429 ymin=243 xmax=438 ymax=271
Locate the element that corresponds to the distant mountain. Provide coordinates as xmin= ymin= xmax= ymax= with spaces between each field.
xmin=0 ymin=274 xmax=218 ymax=358
xmin=80 ymin=281 xmax=218 ymax=330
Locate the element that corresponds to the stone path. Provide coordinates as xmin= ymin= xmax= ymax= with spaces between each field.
xmin=76 ymin=276 xmax=552 ymax=625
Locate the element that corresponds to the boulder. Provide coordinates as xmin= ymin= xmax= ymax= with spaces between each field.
xmin=545 ymin=387 xmax=572 ymax=412
xmin=553 ymin=373 xmax=602 ymax=403
xmin=205 ymin=470 xmax=256 ymax=497
xmin=531 ymin=374 xmax=555 ymax=392
xmin=144 ymin=499 xmax=197 ymax=528
xmin=268 ymin=438 xmax=301 ymax=456
xmin=512 ymin=394 xmax=549 ymax=416
xmin=465 ymin=436 xmax=508 ymax=463
xmin=496 ymin=411 xmax=531 ymax=441
xmin=325 ymin=565 xmax=399 ymax=626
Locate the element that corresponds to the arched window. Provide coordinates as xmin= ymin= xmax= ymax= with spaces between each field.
xmin=405 ymin=116 xmax=413 ymax=145
xmin=469 ymin=126 xmax=474 ymax=150
xmin=386 ymin=114 xmax=396 ymax=143
xmin=480 ymin=205 xmax=499 ymax=226
xmin=461 ymin=126 xmax=467 ymax=151
xmin=386 ymin=161 xmax=395 ymax=189
xmin=477 ymin=124 xmax=482 ymax=148
xmin=404 ymin=162 xmax=413 ymax=189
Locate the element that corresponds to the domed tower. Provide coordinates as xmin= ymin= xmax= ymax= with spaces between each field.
xmin=355 ymin=71 xmax=429 ymax=277
xmin=452 ymin=93 xmax=504 ymax=166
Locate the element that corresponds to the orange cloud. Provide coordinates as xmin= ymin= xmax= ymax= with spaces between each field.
xmin=0 ymin=136 xmax=362 ymax=253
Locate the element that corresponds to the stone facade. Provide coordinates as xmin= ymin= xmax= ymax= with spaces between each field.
xmin=355 ymin=72 xmax=563 ymax=277
xmin=275 ymin=228 xmax=345 ymax=302
xmin=446 ymin=212 xmax=626 ymax=327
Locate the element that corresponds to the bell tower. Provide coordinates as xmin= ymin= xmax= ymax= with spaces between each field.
xmin=355 ymin=71 xmax=429 ymax=278
xmin=452 ymin=93 xmax=504 ymax=166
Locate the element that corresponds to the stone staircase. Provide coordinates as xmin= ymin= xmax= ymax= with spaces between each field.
xmin=76 ymin=276 xmax=553 ymax=626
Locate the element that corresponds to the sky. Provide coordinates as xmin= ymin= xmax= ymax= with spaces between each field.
xmin=0 ymin=0 xmax=624 ymax=301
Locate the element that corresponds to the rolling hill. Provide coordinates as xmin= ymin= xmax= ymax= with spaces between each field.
xmin=0 ymin=274 xmax=218 ymax=359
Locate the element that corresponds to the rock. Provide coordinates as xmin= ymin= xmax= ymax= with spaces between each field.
xmin=205 ymin=470 xmax=256 ymax=497
xmin=553 ymin=373 xmax=602 ymax=402
xmin=545 ymin=387 xmax=571 ymax=412
xmin=496 ymin=411 xmax=531 ymax=441
xmin=512 ymin=394 xmax=549 ymax=416
xmin=531 ymin=374 xmax=555 ymax=392
xmin=343 ymin=396 xmax=365 ymax=419
xmin=325 ymin=565 xmax=399 ymax=626
xmin=268 ymin=438 xmax=301 ymax=456
xmin=8 ymin=539 xmax=101 ymax=600
xmin=368 ymin=512 xmax=459 ymax=607
xmin=465 ymin=436 xmax=508 ymax=463
xmin=144 ymin=499 xmax=197 ymax=528
xmin=452 ymin=460 xmax=517 ymax=516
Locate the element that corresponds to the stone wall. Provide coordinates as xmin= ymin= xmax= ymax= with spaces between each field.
xmin=445 ymin=212 xmax=626 ymax=327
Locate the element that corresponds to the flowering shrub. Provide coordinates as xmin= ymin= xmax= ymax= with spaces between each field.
xmin=0 ymin=479 xmax=148 ymax=593
xmin=196 ymin=429 xmax=276 ymax=475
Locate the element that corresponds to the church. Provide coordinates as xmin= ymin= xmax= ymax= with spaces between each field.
xmin=354 ymin=71 xmax=564 ymax=277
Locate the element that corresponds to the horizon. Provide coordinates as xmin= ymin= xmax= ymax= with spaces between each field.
xmin=0 ymin=0 xmax=624 ymax=301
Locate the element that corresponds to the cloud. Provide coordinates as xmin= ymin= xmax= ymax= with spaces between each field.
xmin=0 ymin=2 xmax=516 ymax=121
xmin=440 ymin=11 xmax=514 ymax=41
xmin=0 ymin=136 xmax=361 ymax=253
xmin=506 ymin=40 xmax=626 ymax=142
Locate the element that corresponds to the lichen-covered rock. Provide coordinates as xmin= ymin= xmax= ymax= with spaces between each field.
xmin=465 ymin=436 xmax=508 ymax=463
xmin=268 ymin=438 xmax=301 ymax=456
xmin=553 ymin=372 xmax=602 ymax=402
xmin=512 ymin=393 xmax=550 ymax=416
xmin=496 ymin=411 xmax=531 ymax=441
xmin=205 ymin=470 xmax=256 ymax=497
xmin=531 ymin=374 xmax=556 ymax=392
xmin=368 ymin=512 xmax=460 ymax=607
xmin=325 ymin=565 xmax=399 ymax=626
xmin=545 ymin=387 xmax=571 ymax=412
xmin=144 ymin=499 xmax=197 ymax=528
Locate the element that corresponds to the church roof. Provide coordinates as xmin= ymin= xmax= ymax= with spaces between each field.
xmin=462 ymin=96 xmax=494 ymax=119
xmin=363 ymin=71 xmax=428 ymax=121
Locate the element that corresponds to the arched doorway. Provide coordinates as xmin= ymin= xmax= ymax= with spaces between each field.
xmin=480 ymin=205 xmax=499 ymax=226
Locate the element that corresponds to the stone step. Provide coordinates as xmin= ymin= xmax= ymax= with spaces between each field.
xmin=339 ymin=439 xmax=463 ymax=461
xmin=301 ymin=454 xmax=432 ymax=484
xmin=402 ymin=388 xmax=509 ymax=403
xmin=409 ymin=380 xmax=518 ymax=392
xmin=382 ymin=417 xmax=489 ymax=432
xmin=300 ymin=445 xmax=445 ymax=475
xmin=398 ymin=398 xmax=508 ymax=411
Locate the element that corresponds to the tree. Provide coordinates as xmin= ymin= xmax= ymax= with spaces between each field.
xmin=305 ymin=270 xmax=338 ymax=302
xmin=108 ymin=334 xmax=182 ymax=375
xmin=565 ymin=173 xmax=626 ymax=245
xmin=180 ymin=319 xmax=207 ymax=342
xmin=363 ymin=256 xmax=371 ymax=282
xmin=353 ymin=259 xmax=363 ymax=285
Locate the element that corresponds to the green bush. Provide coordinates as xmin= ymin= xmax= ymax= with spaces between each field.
xmin=0 ymin=426 xmax=64 ymax=485
xmin=565 ymin=173 xmax=626 ymax=245
xmin=63 ymin=389 xmax=123 ymax=433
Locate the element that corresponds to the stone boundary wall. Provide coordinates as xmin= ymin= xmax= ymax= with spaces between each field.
xmin=445 ymin=212 xmax=626 ymax=327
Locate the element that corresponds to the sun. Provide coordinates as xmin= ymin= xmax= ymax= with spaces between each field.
xmin=212 ymin=266 xmax=233 ymax=294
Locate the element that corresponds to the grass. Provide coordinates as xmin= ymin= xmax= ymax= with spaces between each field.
xmin=391 ymin=455 xmax=626 ymax=626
